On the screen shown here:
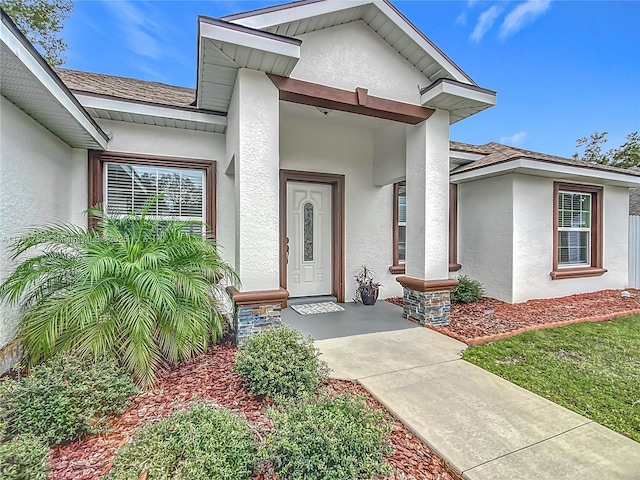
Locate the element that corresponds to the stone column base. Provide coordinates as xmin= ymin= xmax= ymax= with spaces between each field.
xmin=227 ymin=287 xmax=289 ymax=344
xmin=396 ymin=277 xmax=458 ymax=326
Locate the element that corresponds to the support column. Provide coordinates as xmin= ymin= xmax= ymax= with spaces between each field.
xmin=399 ymin=110 xmax=456 ymax=325
xmin=227 ymin=69 xmax=288 ymax=342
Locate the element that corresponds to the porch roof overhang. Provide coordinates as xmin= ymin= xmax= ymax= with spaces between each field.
xmin=421 ymin=79 xmax=496 ymax=125
xmin=74 ymin=92 xmax=227 ymax=134
xmin=196 ymin=16 xmax=301 ymax=112
xmin=450 ymin=158 xmax=640 ymax=188
xmin=268 ymin=74 xmax=434 ymax=124
xmin=1 ymin=10 xmax=108 ymax=149
xmin=223 ymin=0 xmax=476 ymax=86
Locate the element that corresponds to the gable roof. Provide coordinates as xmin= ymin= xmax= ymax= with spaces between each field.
xmin=1 ymin=9 xmax=108 ymax=149
xmin=451 ymin=142 xmax=640 ymax=179
xmin=223 ymin=0 xmax=475 ymax=86
xmin=55 ymin=68 xmax=196 ymax=109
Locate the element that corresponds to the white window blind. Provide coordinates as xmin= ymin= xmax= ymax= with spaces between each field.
xmin=557 ymin=190 xmax=591 ymax=266
xmin=105 ymin=162 xmax=205 ymax=233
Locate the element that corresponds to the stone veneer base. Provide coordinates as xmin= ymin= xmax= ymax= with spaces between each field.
xmin=402 ymin=287 xmax=451 ymax=326
xmin=234 ymin=304 xmax=282 ymax=344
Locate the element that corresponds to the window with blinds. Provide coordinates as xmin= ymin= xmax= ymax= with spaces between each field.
xmin=105 ymin=162 xmax=206 ymax=233
xmin=557 ymin=190 xmax=591 ymax=266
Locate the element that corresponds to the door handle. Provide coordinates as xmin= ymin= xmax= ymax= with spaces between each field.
xmin=286 ymin=237 xmax=290 ymax=264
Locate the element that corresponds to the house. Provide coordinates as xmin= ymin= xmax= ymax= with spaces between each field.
xmin=2 ymin=0 xmax=639 ymax=359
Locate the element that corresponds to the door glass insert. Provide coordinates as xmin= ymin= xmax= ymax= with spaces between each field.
xmin=303 ymin=202 xmax=314 ymax=261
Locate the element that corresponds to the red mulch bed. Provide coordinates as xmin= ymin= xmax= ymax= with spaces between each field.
xmin=48 ymin=343 xmax=461 ymax=480
xmin=387 ymin=289 xmax=640 ymax=342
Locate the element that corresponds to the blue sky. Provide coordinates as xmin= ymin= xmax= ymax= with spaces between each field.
xmin=62 ymin=1 xmax=639 ymax=158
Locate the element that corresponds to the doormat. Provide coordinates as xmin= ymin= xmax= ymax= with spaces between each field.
xmin=290 ymin=302 xmax=345 ymax=315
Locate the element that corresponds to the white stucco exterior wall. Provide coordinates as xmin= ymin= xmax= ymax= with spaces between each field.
xmin=97 ymin=119 xmax=225 ymax=162
xmin=373 ymin=123 xmax=406 ymax=186
xmin=405 ymin=110 xmax=450 ymax=281
xmin=0 ymin=97 xmax=87 ymax=349
xmin=233 ymin=69 xmax=281 ymax=291
xmin=457 ymin=175 xmax=514 ymax=302
xmin=291 ymin=21 xmax=428 ymax=105
xmin=511 ymin=176 xmax=629 ymax=302
xmin=280 ymin=112 xmax=403 ymax=300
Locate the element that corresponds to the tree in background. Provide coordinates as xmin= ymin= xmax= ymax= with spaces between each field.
xmin=573 ymin=131 xmax=640 ymax=169
xmin=1 ymin=0 xmax=73 ymax=66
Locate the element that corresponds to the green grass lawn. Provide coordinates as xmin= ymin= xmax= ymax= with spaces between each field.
xmin=462 ymin=315 xmax=640 ymax=442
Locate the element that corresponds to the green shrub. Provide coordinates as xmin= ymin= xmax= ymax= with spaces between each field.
xmin=451 ymin=275 xmax=484 ymax=304
xmin=108 ymin=404 xmax=258 ymax=480
xmin=0 ymin=435 xmax=49 ymax=480
xmin=234 ymin=325 xmax=330 ymax=400
xmin=263 ymin=394 xmax=393 ymax=479
xmin=0 ymin=200 xmax=239 ymax=387
xmin=0 ymin=354 xmax=137 ymax=445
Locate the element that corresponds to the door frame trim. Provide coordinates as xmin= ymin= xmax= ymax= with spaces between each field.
xmin=280 ymin=170 xmax=345 ymax=303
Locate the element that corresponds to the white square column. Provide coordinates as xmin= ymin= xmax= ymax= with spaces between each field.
xmin=405 ymin=109 xmax=451 ymax=280
xmin=232 ymin=69 xmax=281 ymax=292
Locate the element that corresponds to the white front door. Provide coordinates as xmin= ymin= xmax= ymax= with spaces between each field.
xmin=287 ymin=181 xmax=332 ymax=297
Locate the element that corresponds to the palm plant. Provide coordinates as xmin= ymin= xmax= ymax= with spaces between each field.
xmin=0 ymin=202 xmax=238 ymax=387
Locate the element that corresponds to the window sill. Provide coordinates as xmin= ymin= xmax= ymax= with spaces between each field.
xmin=388 ymin=263 xmax=463 ymax=275
xmin=550 ymin=267 xmax=607 ymax=280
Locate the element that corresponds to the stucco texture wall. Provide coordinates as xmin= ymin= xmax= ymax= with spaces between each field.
xmin=457 ymin=173 xmax=630 ymax=303
xmin=512 ymin=175 xmax=629 ymax=303
xmin=291 ymin=20 xmax=428 ymax=105
xmin=0 ymin=97 xmax=87 ymax=349
xmin=280 ymin=111 xmax=403 ymax=301
xmin=457 ymin=175 xmax=514 ymax=302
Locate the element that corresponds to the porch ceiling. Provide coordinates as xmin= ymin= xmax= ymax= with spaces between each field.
xmin=197 ymin=17 xmax=301 ymax=112
xmin=223 ymin=0 xmax=475 ymax=86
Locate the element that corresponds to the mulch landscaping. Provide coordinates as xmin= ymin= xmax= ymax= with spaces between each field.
xmin=387 ymin=289 xmax=640 ymax=344
xmin=48 ymin=343 xmax=461 ymax=480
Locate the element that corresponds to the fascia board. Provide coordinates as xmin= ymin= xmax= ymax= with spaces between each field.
xmin=74 ymin=94 xmax=227 ymax=127
xmin=449 ymin=150 xmax=485 ymax=162
xmin=1 ymin=21 xmax=108 ymax=149
xmin=200 ymin=21 xmax=300 ymax=59
xmin=228 ymin=0 xmax=372 ymax=29
xmin=450 ymin=158 xmax=640 ymax=188
xmin=422 ymin=80 xmax=496 ymax=107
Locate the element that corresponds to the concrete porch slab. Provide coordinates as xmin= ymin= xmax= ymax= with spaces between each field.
xmin=315 ymin=327 xmax=466 ymax=380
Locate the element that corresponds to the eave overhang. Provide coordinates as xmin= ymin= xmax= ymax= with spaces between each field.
xmin=421 ymin=79 xmax=496 ymax=125
xmin=74 ymin=92 xmax=227 ymax=134
xmin=450 ymin=158 xmax=640 ymax=188
xmin=196 ymin=16 xmax=301 ymax=112
xmin=0 ymin=9 xmax=108 ymax=149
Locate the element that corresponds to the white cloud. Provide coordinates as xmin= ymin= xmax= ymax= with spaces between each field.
xmin=499 ymin=131 xmax=528 ymax=146
xmin=500 ymin=0 xmax=552 ymax=40
xmin=470 ymin=5 xmax=502 ymax=43
xmin=456 ymin=11 xmax=467 ymax=26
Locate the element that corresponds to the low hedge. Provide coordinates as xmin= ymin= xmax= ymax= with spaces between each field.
xmin=263 ymin=394 xmax=393 ymax=479
xmin=108 ymin=404 xmax=258 ymax=480
xmin=0 ymin=354 xmax=137 ymax=445
xmin=234 ymin=325 xmax=330 ymax=400
xmin=0 ymin=435 xmax=49 ymax=480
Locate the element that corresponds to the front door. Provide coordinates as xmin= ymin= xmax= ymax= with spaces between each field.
xmin=287 ymin=181 xmax=332 ymax=297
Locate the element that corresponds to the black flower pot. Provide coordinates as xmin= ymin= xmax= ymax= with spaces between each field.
xmin=361 ymin=290 xmax=378 ymax=306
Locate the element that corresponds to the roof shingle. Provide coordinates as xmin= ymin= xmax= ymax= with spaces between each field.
xmin=55 ymin=68 xmax=196 ymax=109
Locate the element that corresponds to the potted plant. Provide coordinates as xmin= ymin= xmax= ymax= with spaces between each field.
xmin=354 ymin=266 xmax=381 ymax=306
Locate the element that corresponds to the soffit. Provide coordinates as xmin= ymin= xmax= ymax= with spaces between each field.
xmin=223 ymin=0 xmax=475 ymax=86
xmin=1 ymin=12 xmax=108 ymax=149
xmin=197 ymin=17 xmax=301 ymax=112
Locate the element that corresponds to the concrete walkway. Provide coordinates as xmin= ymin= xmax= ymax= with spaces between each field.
xmin=315 ymin=328 xmax=640 ymax=480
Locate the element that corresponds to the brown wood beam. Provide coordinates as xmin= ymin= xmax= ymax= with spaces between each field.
xmin=268 ymin=74 xmax=434 ymax=125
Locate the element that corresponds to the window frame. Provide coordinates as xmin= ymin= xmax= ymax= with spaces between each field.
xmin=390 ymin=182 xmax=460 ymax=274
xmin=89 ymin=151 xmax=216 ymax=234
xmin=551 ymin=182 xmax=606 ymax=279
